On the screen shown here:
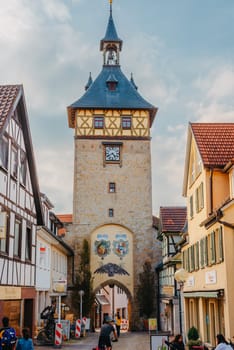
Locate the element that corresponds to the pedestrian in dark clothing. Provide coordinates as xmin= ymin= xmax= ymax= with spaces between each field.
xmin=165 ymin=334 xmax=185 ymax=350
xmin=98 ymin=316 xmax=118 ymax=350
xmin=0 ymin=317 xmax=17 ymax=350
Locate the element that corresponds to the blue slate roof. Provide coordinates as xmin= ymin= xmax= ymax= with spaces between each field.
xmin=68 ymin=66 xmax=157 ymax=122
xmin=100 ymin=7 xmax=122 ymax=50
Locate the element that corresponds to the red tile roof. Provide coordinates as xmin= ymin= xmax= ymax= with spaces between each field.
xmin=160 ymin=206 xmax=187 ymax=232
xmin=191 ymin=123 xmax=234 ymax=167
xmin=57 ymin=214 xmax=73 ymax=224
xmin=0 ymin=85 xmax=21 ymax=132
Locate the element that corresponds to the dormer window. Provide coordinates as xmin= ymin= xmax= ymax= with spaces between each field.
xmin=106 ymin=74 xmax=118 ymax=91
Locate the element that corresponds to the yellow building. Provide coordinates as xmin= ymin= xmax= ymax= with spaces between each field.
xmin=182 ymin=123 xmax=234 ymax=346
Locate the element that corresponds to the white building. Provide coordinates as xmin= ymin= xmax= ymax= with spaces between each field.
xmin=35 ymin=193 xmax=74 ymax=328
xmin=0 ymin=85 xmax=43 ymax=336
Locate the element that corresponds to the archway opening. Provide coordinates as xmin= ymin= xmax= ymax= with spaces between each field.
xmin=93 ymin=279 xmax=132 ymax=332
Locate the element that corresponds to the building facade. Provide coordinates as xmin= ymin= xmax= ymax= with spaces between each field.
xmin=35 ymin=194 xmax=74 ymax=331
xmin=0 ymin=85 xmax=43 ymax=336
xmin=65 ymin=2 xmax=161 ymax=329
xmin=156 ymin=206 xmax=187 ymax=335
xmin=182 ymin=123 xmax=234 ymax=345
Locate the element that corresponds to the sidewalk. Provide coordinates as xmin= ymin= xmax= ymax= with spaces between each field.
xmin=35 ymin=331 xmax=151 ymax=350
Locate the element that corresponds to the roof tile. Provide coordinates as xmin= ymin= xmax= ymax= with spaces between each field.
xmin=0 ymin=85 xmax=20 ymax=132
xmin=160 ymin=206 xmax=187 ymax=232
xmin=191 ymin=123 xmax=234 ymax=167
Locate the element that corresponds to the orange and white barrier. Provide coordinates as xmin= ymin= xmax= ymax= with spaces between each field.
xmin=55 ymin=323 xmax=62 ymax=346
xmin=75 ymin=319 xmax=81 ymax=338
xmin=121 ymin=319 xmax=129 ymax=332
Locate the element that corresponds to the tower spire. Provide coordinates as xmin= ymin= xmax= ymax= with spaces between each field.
xmin=110 ymin=0 xmax=112 ymax=16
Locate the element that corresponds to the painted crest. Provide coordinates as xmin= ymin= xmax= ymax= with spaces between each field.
xmin=95 ymin=239 xmax=111 ymax=258
xmin=113 ymin=239 xmax=129 ymax=258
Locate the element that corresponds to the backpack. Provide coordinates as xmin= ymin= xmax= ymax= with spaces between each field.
xmin=0 ymin=327 xmax=17 ymax=349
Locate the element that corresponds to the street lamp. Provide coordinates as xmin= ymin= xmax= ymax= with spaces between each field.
xmin=174 ymin=268 xmax=188 ymax=341
xmin=79 ymin=290 xmax=84 ymax=320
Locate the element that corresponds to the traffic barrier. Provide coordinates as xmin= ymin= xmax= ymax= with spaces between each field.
xmin=82 ymin=317 xmax=87 ymax=325
xmin=121 ymin=319 xmax=128 ymax=331
xmin=75 ymin=319 xmax=81 ymax=338
xmin=54 ymin=323 xmax=62 ymax=346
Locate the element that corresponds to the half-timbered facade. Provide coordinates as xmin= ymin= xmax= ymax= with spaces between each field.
xmin=156 ymin=206 xmax=187 ymax=335
xmin=0 ymin=85 xmax=43 ymax=335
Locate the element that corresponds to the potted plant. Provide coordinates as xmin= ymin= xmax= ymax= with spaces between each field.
xmin=187 ymin=327 xmax=202 ymax=350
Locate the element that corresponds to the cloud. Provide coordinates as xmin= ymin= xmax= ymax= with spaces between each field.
xmin=151 ymin=126 xmax=187 ymax=215
xmin=41 ymin=0 xmax=71 ymax=21
xmin=187 ymin=66 xmax=234 ymax=122
xmin=35 ymin=145 xmax=73 ymax=212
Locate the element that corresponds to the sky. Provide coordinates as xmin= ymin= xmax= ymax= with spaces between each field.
xmin=0 ymin=0 xmax=233 ymax=216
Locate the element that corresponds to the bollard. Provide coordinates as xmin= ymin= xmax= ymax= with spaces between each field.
xmin=75 ymin=319 xmax=81 ymax=338
xmin=54 ymin=323 xmax=62 ymax=347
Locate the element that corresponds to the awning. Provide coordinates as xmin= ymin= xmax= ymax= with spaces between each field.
xmin=96 ymin=294 xmax=110 ymax=305
xmin=184 ymin=291 xmax=219 ymax=298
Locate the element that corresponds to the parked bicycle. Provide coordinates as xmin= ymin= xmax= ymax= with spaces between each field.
xmin=36 ymin=303 xmax=56 ymax=345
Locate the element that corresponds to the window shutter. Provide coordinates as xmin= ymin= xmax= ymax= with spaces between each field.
xmin=200 ymin=239 xmax=204 ymax=268
xmin=195 ymin=242 xmax=199 ymax=270
xmin=204 ymin=236 xmax=208 ymax=266
xmin=200 ymin=182 xmax=204 ymax=209
xmin=218 ymin=226 xmax=224 ymax=262
xmin=190 ymin=195 xmax=194 ymax=218
xmin=211 ymin=231 xmax=216 ymax=264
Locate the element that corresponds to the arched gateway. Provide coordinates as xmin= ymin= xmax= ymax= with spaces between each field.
xmin=66 ymin=1 xmax=161 ymax=329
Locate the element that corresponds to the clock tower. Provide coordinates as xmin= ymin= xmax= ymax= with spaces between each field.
xmin=67 ymin=1 xmax=160 ymax=329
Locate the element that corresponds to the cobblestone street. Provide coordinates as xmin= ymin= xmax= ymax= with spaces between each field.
xmin=35 ymin=331 xmax=151 ymax=350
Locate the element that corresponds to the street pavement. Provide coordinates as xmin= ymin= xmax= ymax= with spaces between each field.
xmin=34 ymin=331 xmax=151 ymax=350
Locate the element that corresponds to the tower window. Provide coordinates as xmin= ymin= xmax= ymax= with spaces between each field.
xmin=122 ymin=117 xmax=131 ymax=129
xmin=108 ymin=209 xmax=114 ymax=217
xmin=94 ymin=116 xmax=104 ymax=129
xmin=107 ymin=82 xmax=117 ymax=91
xmin=109 ymin=182 xmax=116 ymax=193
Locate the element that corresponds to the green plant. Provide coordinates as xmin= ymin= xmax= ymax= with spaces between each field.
xmin=187 ymin=327 xmax=202 ymax=348
xmin=71 ymin=239 xmax=95 ymax=318
xmin=188 ymin=326 xmax=199 ymax=340
xmin=136 ymin=259 xmax=156 ymax=318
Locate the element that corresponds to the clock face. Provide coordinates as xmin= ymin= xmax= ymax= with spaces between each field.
xmin=105 ymin=146 xmax=120 ymax=161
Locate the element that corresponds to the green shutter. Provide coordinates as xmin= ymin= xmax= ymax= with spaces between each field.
xmin=218 ymin=226 xmax=224 ymax=262
xmin=195 ymin=188 xmax=199 ymax=213
xmin=200 ymin=182 xmax=204 ymax=209
xmin=211 ymin=231 xmax=216 ymax=264
xmin=190 ymin=195 xmax=194 ymax=218
xmin=204 ymin=236 xmax=208 ymax=266
xmin=200 ymin=239 xmax=204 ymax=268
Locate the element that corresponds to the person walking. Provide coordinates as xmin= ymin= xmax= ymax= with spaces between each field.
xmin=215 ymin=334 xmax=233 ymax=350
xmin=0 ymin=317 xmax=17 ymax=350
xmin=98 ymin=316 xmax=118 ymax=350
xmin=16 ymin=328 xmax=34 ymax=350
xmin=165 ymin=334 xmax=185 ymax=350
xmin=115 ymin=312 xmax=121 ymax=338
